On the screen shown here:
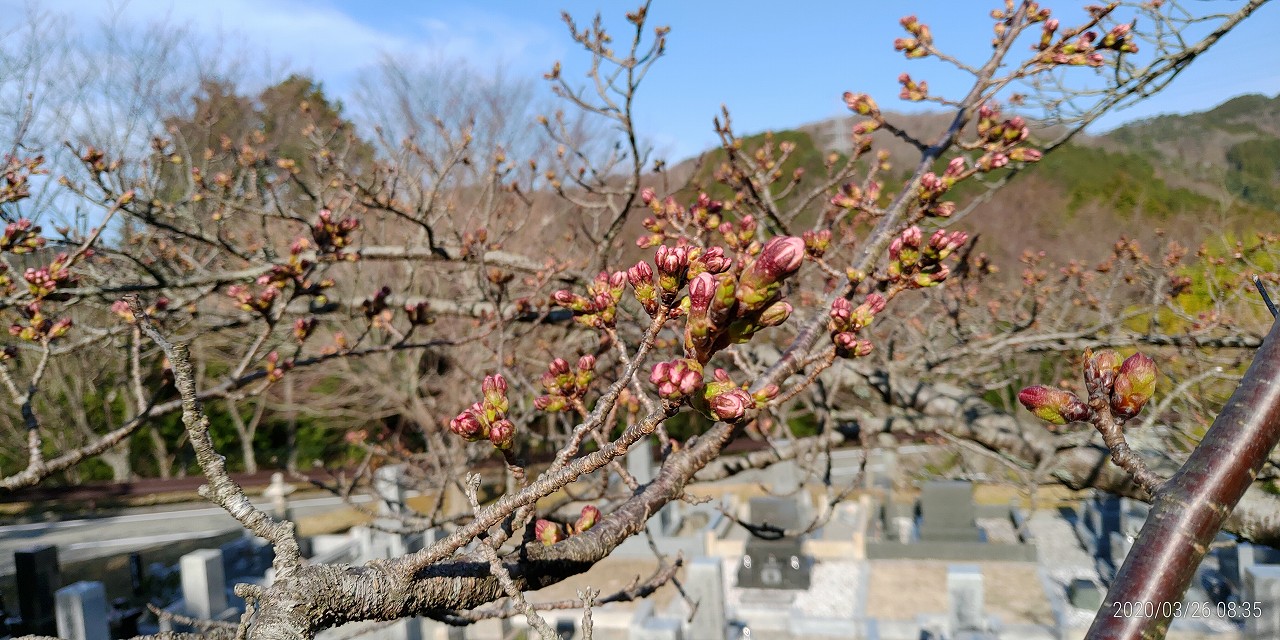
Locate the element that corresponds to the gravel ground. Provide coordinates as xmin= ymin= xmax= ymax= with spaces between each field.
xmin=722 ymin=557 xmax=864 ymax=619
xmin=976 ymin=516 xmax=1018 ymax=544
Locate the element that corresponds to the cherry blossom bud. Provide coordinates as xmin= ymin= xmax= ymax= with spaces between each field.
xmin=575 ymin=505 xmax=601 ymax=532
xmin=707 ymin=387 xmax=753 ymax=422
xmin=737 ymin=236 xmax=805 ymax=312
xmin=449 ymin=411 xmax=485 ymax=441
xmin=830 ymin=298 xmax=853 ymax=330
xmin=803 ymin=229 xmax=831 ymax=257
xmin=1018 ymin=385 xmax=1093 ymax=425
xmin=488 ymin=418 xmax=515 ymax=450
xmin=842 ymin=92 xmax=879 ymax=116
xmin=577 ymin=355 xmax=596 ymax=371
xmin=640 ymin=187 xmax=656 ymax=204
xmin=536 ymin=519 xmax=564 ymax=546
xmin=1110 ymin=352 xmax=1157 ymax=420
xmin=1084 ymin=349 xmax=1125 ymax=398
xmin=753 ymin=384 xmax=780 ymax=404
xmin=757 ymin=301 xmax=792 ymax=327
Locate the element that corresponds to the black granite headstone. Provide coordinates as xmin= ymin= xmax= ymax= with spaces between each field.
xmin=919 ymin=481 xmax=983 ymax=543
xmin=14 ymin=545 xmax=59 ymax=635
xmin=738 ymin=537 xmax=811 ymax=589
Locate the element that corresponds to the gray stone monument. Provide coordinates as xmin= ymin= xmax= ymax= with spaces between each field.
xmin=738 ymin=497 xmax=810 ymax=590
xmin=376 ymin=464 xmax=408 ymax=516
xmin=1244 ymin=564 xmax=1280 ymax=639
xmin=180 ymin=549 xmax=227 ymax=619
xmin=919 ymin=481 xmax=982 ymax=543
xmin=686 ymin=558 xmax=726 ymax=639
xmin=262 ymin=472 xmax=296 ymax=520
xmin=628 ymin=436 xmax=655 ymax=486
xmin=14 ymin=545 xmax=60 ymax=635
xmin=948 ymin=564 xmax=985 ymax=634
xmin=55 ymin=581 xmax=109 ymax=640
xmin=1068 ymin=578 xmax=1104 ymax=611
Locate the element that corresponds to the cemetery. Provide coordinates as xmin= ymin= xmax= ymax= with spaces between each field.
xmin=2 ymin=445 xmax=1278 ymax=640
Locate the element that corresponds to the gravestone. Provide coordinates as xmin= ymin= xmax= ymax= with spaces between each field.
xmin=919 ymin=481 xmax=982 ymax=543
xmin=376 ymin=464 xmax=408 ymax=516
xmin=180 ymin=549 xmax=227 ymax=619
xmin=54 ymin=582 xmax=109 ymax=640
xmin=627 ymin=436 xmax=655 ymax=486
xmin=1244 ymin=564 xmax=1280 ymax=639
xmin=883 ymin=497 xmax=915 ymax=542
xmin=948 ymin=564 xmax=985 ymax=634
xmin=865 ymin=449 xmax=897 ymax=491
xmin=686 ymin=558 xmax=726 ymax=639
xmin=14 ymin=545 xmax=60 ymax=635
xmin=738 ymin=497 xmax=811 ymax=590
xmin=1068 ymin=578 xmax=1104 ymax=611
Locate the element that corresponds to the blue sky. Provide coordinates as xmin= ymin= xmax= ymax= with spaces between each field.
xmin=8 ymin=0 xmax=1279 ymax=162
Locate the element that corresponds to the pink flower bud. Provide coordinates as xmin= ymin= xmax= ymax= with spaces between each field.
xmin=1111 ymin=352 xmax=1157 ymax=420
xmin=1018 ymin=385 xmax=1092 ymax=425
xmin=488 ymin=419 xmax=515 ymax=450
xmin=640 ymin=187 xmax=656 ymax=204
xmin=655 ymin=245 xmax=689 ymax=276
xmin=628 ymin=261 xmax=653 ymax=286
xmin=575 ymin=505 xmax=601 ymax=532
xmin=688 ymin=272 xmax=716 ymax=311
xmin=449 ymin=411 xmax=485 ymax=441
xmin=577 ymin=355 xmax=596 ymax=371
xmin=536 ymin=519 xmax=563 ymax=546
xmin=707 ymin=388 xmax=753 ymax=422
xmin=830 ymin=298 xmax=853 ymax=329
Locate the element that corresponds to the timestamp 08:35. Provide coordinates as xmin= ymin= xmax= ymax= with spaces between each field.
xmin=1110 ymin=600 xmax=1264 ymax=619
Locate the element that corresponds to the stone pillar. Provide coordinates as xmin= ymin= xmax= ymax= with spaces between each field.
xmin=180 ymin=549 xmax=227 ymax=619
xmin=55 ymin=581 xmax=110 ymax=640
xmin=262 ymin=472 xmax=296 ymax=521
xmin=686 ymin=558 xmax=725 ymax=640
xmin=14 ymin=545 xmax=60 ymax=635
xmin=1245 ymin=564 xmax=1280 ymax=639
xmin=947 ymin=564 xmax=985 ymax=634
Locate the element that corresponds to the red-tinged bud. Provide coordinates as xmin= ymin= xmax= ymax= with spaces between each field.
xmin=536 ymin=519 xmax=563 ymax=546
xmin=650 ymin=358 xmax=703 ymax=401
xmin=843 ymin=92 xmax=879 ymax=116
xmin=757 ymin=301 xmax=792 ymax=327
xmin=293 ymin=317 xmax=317 ymax=342
xmin=920 ymin=172 xmax=945 ymax=195
xmin=902 ymin=226 xmax=922 ymax=248
xmin=833 ymin=331 xmax=860 ymax=355
xmin=552 ymin=290 xmax=592 ymax=313
xmin=1084 ymin=349 xmax=1125 ymax=399
xmin=488 ymin=418 xmax=515 ymax=450
xmin=688 ymin=272 xmax=716 ymax=311
xmin=737 ymin=236 xmax=805 ymax=312
xmin=830 ymin=298 xmax=853 ymax=330
xmin=929 ymin=202 xmax=957 ymax=218
xmin=449 ymin=411 xmax=486 ymax=441
xmin=707 ymin=387 xmax=753 ymax=422
xmin=628 ymin=260 xmax=654 ymax=286
xmin=945 ymin=156 xmax=966 ymax=178
xmin=575 ymin=505 xmax=601 ymax=532
xmin=577 ymin=355 xmax=596 ymax=371
xmin=1018 ymin=385 xmax=1092 ymax=425
xmin=641 ymin=187 xmax=656 ymax=204
xmin=1009 ymin=147 xmax=1043 ymax=163
xmin=692 ymin=246 xmax=733 ymax=275
xmin=852 ymin=120 xmax=880 ymax=136
xmin=753 ymin=384 xmax=779 ymax=404
xmin=803 ymin=229 xmax=831 ymax=257
xmin=1111 ymin=352 xmax=1157 ymax=420
xmin=655 ymin=245 xmax=689 ymax=276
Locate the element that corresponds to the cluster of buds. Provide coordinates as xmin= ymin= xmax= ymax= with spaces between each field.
xmin=829 ymin=179 xmax=882 ymax=211
xmin=553 ymin=270 xmax=627 ymax=329
xmin=0 ymin=219 xmax=44 ymax=254
xmin=8 ymin=302 xmax=72 ymax=342
xmin=263 ymin=351 xmax=292 ymax=383
xmin=110 ymin=297 xmax=168 ymax=324
xmin=684 ymin=236 xmax=803 ymax=363
xmin=636 ymin=191 xmax=728 ymax=248
xmin=1036 ymin=18 xmax=1137 ymax=67
xmin=894 ymin=15 xmax=933 ymax=58
xmin=1084 ymin=349 xmax=1158 ymax=420
xmin=992 ymin=2 xmax=1052 ymax=46
xmin=649 ymin=358 xmax=703 ymax=402
xmin=449 ymin=374 xmax=517 ymax=450
xmin=0 ymin=156 xmax=44 ymax=206
xmin=803 ymin=229 xmax=831 ymax=258
xmin=829 ymin=293 xmax=886 ymax=358
xmin=917 ymin=157 xmax=967 ymax=218
xmin=535 ymin=355 xmax=596 ymax=413
xmin=1019 ymin=349 xmax=1157 ymax=430
xmin=718 ymin=215 xmax=760 ymax=254
xmin=628 ymin=244 xmax=690 ymax=316
xmin=695 ymin=368 xmax=779 ymax=422
xmin=22 ymin=256 xmax=75 ymax=298
xmin=293 ymin=317 xmax=317 ymax=342
xmin=887 ymin=227 xmax=968 ymax=288
xmin=310 ymin=209 xmax=360 ymax=259
xmin=227 ymin=283 xmax=280 ymax=315
xmin=898 ymin=73 xmax=928 ymax=102
xmin=974 ymin=104 xmax=1042 ymax=170
xmin=535 ymin=504 xmax=602 ymax=546
xmin=687 ymin=246 xmax=733 ymax=278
